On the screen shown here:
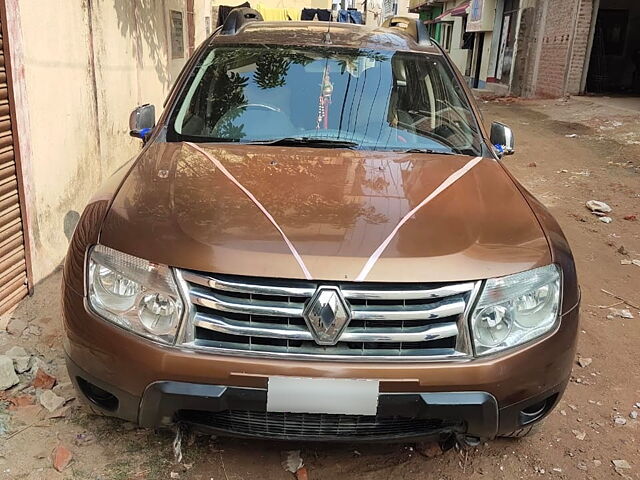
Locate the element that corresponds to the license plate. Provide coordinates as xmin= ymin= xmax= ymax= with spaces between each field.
xmin=267 ymin=377 xmax=379 ymax=415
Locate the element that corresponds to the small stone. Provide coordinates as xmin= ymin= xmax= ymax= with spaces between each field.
xmin=170 ymin=473 xmax=179 ymax=479
xmin=26 ymin=324 xmax=41 ymax=336
xmin=32 ymin=368 xmax=56 ymax=390
xmin=528 ymin=162 xmax=537 ymax=167
xmin=417 ymin=442 xmax=443 ymax=458
xmin=593 ymin=460 xmax=602 ymax=467
xmin=552 ymin=467 xmax=562 ymax=473
xmin=0 ymin=355 xmax=20 ymax=390
xmin=39 ymin=390 xmax=65 ymax=412
xmin=6 ymin=318 xmax=27 ymax=336
xmin=621 ymin=259 xmax=633 ymax=265
xmin=612 ymin=460 xmax=630 ymax=470
xmin=608 ymin=308 xmax=634 ymax=319
xmin=577 ymin=462 xmax=588 ymax=471
xmin=560 ymin=409 xmax=567 ymax=416
xmin=599 ymin=216 xmax=612 ymax=224
xmin=52 ymin=445 xmax=73 ymax=472
xmin=623 ymin=215 xmax=637 ymax=221
xmin=8 ymin=395 xmax=35 ymax=409
xmin=630 ymin=411 xmax=638 ymax=420
xmin=578 ymin=357 xmax=592 ymax=368
xmin=73 ymin=432 xmax=96 ymax=447
xmin=586 ymin=200 xmax=612 ymax=214
xmin=633 ymin=260 xmax=640 ymax=267
xmin=572 ymin=429 xmax=586 ymax=440
xmin=617 ymin=245 xmax=629 ymax=255
xmin=614 ymin=416 xmax=627 ymax=425
xmin=5 ymin=346 xmax=31 ymax=373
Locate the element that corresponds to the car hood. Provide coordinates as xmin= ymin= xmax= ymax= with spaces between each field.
xmin=99 ymin=142 xmax=550 ymax=282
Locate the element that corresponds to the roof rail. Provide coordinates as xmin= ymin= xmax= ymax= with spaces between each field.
xmin=221 ymin=7 xmax=263 ymax=35
xmin=381 ymin=16 xmax=431 ymax=46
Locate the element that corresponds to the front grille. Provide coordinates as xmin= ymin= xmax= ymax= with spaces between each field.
xmin=177 ymin=271 xmax=477 ymax=360
xmin=178 ymin=410 xmax=461 ymax=440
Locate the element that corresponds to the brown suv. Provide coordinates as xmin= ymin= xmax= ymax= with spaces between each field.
xmin=62 ymin=12 xmax=579 ymax=443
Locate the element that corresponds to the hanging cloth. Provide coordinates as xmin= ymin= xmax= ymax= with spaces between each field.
xmin=337 ymin=9 xmax=363 ymax=24
xmin=301 ymin=8 xmax=332 ymax=21
xmin=255 ymin=4 xmax=300 ymax=21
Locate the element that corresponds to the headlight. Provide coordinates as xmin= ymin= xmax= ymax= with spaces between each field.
xmin=87 ymin=245 xmax=184 ymax=344
xmin=471 ymin=265 xmax=561 ymax=356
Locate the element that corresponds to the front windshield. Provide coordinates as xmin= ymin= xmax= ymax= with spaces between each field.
xmin=168 ymin=45 xmax=482 ymax=155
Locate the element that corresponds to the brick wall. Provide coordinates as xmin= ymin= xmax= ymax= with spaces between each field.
xmin=566 ymin=0 xmax=595 ymax=94
xmin=511 ymin=1 xmax=544 ymax=97
xmin=532 ymin=0 xmax=594 ymax=97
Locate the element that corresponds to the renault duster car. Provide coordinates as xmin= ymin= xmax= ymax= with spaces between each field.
xmin=62 ymin=12 xmax=580 ymax=443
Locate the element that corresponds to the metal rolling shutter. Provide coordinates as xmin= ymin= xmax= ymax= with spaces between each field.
xmin=0 ymin=12 xmax=28 ymax=315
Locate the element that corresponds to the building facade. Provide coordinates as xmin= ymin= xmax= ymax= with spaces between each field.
xmin=0 ymin=0 xmax=391 ymax=314
xmin=411 ymin=0 xmax=640 ymax=98
xmin=1 ymin=0 xmax=216 ymax=314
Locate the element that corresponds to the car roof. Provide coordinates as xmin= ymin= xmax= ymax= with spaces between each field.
xmin=210 ymin=21 xmax=443 ymax=55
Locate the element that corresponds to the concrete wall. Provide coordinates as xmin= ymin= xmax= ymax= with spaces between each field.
xmin=7 ymin=0 xmax=211 ymax=283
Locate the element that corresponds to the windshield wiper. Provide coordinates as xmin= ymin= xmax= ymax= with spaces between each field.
xmin=395 ymin=148 xmax=458 ymax=155
xmin=248 ymin=137 xmax=359 ymax=149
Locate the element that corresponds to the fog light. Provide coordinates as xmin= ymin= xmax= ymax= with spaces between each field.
xmin=138 ymin=293 xmax=179 ymax=335
xmin=472 ymin=305 xmax=512 ymax=347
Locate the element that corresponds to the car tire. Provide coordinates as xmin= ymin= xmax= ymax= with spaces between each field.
xmin=500 ymin=424 xmax=536 ymax=438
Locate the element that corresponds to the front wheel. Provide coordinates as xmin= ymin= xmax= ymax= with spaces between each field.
xmin=500 ymin=424 xmax=537 ymax=439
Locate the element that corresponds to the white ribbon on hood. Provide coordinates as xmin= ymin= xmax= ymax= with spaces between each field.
xmin=186 ymin=141 xmax=483 ymax=282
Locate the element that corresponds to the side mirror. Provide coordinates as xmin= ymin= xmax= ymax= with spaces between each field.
xmin=129 ymin=104 xmax=155 ymax=140
xmin=490 ymin=121 xmax=515 ymax=157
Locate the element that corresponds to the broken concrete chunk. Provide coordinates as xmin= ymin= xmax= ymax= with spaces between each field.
xmin=614 ymin=416 xmax=627 ymax=425
xmin=578 ymin=357 xmax=593 ymax=368
xmin=572 ymin=429 xmax=586 ymax=440
xmin=608 ymin=308 xmax=634 ymax=319
xmin=0 ymin=355 xmax=20 ymax=390
xmin=39 ymin=389 xmax=65 ymax=412
xmin=612 ymin=460 xmax=630 ymax=470
xmin=5 ymin=346 xmax=31 ymax=373
xmin=282 ymin=450 xmax=304 ymax=473
xmin=586 ymin=200 xmax=612 ymax=214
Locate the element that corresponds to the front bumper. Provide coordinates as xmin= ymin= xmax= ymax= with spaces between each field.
xmin=66 ymin=355 xmax=567 ymax=441
xmin=63 ymin=286 xmax=578 ymax=441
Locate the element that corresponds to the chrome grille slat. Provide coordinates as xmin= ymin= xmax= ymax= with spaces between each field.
xmin=190 ymin=288 xmax=304 ymax=317
xmin=182 ymin=271 xmax=315 ymax=297
xmin=342 ymin=283 xmax=475 ymax=300
xmin=350 ymin=298 xmax=465 ymax=321
xmin=190 ymin=287 xmax=464 ymax=321
xmin=178 ymin=271 xmax=476 ymax=360
xmin=194 ymin=312 xmax=458 ymax=342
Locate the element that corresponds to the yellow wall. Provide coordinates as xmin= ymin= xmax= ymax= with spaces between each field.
xmin=9 ymin=1 xmax=211 ymax=282
xmin=210 ymin=0 xmax=331 ymax=25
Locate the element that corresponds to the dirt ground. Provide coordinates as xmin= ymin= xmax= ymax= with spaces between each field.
xmin=1 ymin=96 xmax=640 ymax=479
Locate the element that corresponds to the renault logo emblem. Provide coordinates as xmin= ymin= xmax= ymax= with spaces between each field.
xmin=303 ymin=286 xmax=351 ymax=345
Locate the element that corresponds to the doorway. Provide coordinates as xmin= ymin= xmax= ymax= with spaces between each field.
xmin=586 ymin=0 xmax=640 ymax=94
xmin=495 ymin=0 xmax=520 ymax=85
